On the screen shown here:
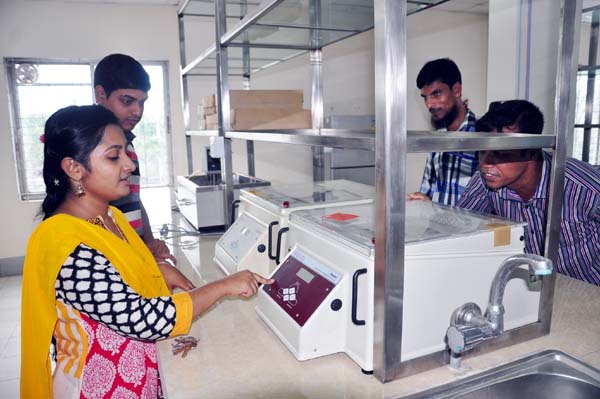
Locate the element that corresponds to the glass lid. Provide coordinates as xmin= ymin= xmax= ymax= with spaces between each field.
xmin=242 ymin=179 xmax=373 ymax=210
xmin=290 ymin=200 xmax=524 ymax=256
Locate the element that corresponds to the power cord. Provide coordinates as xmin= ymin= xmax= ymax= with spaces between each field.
xmin=151 ymin=223 xmax=202 ymax=248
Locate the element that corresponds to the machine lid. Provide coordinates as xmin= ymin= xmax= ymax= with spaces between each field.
xmin=289 ymin=201 xmax=525 ymax=257
xmin=240 ymin=180 xmax=374 ymax=212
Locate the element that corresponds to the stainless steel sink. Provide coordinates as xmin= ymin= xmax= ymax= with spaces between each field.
xmin=402 ymin=350 xmax=600 ymax=399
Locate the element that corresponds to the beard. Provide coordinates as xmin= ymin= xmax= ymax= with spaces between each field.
xmin=431 ymin=102 xmax=459 ymax=130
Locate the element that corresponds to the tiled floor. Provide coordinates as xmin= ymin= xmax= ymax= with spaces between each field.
xmin=0 ymin=275 xmax=22 ymax=397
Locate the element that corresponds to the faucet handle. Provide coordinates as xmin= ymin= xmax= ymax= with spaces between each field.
xmin=447 ymin=302 xmax=496 ymax=355
xmin=447 ymin=324 xmax=489 ymax=354
xmin=450 ymin=302 xmax=486 ymax=326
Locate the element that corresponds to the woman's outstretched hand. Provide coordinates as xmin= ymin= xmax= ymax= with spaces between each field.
xmin=220 ymin=270 xmax=274 ymax=298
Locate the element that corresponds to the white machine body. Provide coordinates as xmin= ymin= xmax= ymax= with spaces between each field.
xmin=214 ymin=180 xmax=374 ymax=277
xmin=256 ymin=244 xmax=374 ymax=370
xmin=256 ymin=201 xmax=542 ymax=371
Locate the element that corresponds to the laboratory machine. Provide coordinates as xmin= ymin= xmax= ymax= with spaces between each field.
xmin=256 ymin=201 xmax=542 ymax=373
xmin=176 ymin=173 xmax=270 ymax=231
xmin=213 ymin=180 xmax=374 ymax=277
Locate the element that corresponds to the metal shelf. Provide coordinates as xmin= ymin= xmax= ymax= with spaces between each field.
xmin=186 ymin=129 xmax=219 ymax=137
xmin=191 ymin=129 xmax=557 ymax=152
xmin=181 ymin=45 xmax=306 ymax=76
xmin=225 ymin=128 xmax=375 ymax=149
xmin=180 ymin=0 xmax=266 ymax=18
xmin=179 ymin=0 xmax=451 ymax=76
xmin=406 ymin=131 xmax=557 ymax=152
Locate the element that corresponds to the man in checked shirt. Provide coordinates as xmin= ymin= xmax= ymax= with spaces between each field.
xmin=457 ymin=100 xmax=600 ymax=286
xmin=407 ymin=58 xmax=478 ymax=206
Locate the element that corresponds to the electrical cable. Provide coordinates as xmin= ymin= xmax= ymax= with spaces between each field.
xmin=151 ymin=223 xmax=201 ymax=248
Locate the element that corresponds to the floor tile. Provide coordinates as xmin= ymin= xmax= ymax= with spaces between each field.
xmin=0 ymin=323 xmax=16 ymax=340
xmin=0 ymin=378 xmax=19 ymax=397
xmin=0 ymin=356 xmax=20 ymax=381
xmin=1 ymin=337 xmax=20 ymax=358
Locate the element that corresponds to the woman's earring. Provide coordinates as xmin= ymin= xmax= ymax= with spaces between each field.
xmin=74 ymin=180 xmax=85 ymax=197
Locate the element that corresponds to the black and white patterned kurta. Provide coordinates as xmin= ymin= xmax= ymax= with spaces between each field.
xmin=54 ymin=243 xmax=177 ymax=341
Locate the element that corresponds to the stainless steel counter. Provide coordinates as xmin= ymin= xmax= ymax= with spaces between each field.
xmin=158 ymin=232 xmax=600 ymax=398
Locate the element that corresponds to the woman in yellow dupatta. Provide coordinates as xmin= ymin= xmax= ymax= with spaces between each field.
xmin=21 ymin=105 xmax=272 ymax=398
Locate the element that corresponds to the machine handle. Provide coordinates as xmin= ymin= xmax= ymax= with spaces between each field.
xmin=267 ymin=221 xmax=279 ymax=260
xmin=275 ymin=227 xmax=289 ymax=265
xmin=231 ymin=200 xmax=241 ymax=225
xmin=352 ymin=268 xmax=368 ymax=326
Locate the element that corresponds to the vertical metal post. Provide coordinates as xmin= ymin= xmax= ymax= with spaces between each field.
xmin=216 ymin=0 xmax=234 ymax=228
xmin=310 ymin=0 xmax=324 ymax=182
xmin=582 ymin=9 xmax=599 ymax=162
xmin=373 ymin=0 xmax=407 ymax=382
xmin=311 ymin=49 xmax=325 ymax=182
xmin=310 ymin=51 xmax=323 ymax=130
xmin=178 ymin=13 xmax=194 ymax=175
xmin=541 ymin=0 xmax=581 ymax=331
xmin=240 ymin=0 xmax=256 ymax=177
xmin=244 ymin=35 xmax=256 ymax=177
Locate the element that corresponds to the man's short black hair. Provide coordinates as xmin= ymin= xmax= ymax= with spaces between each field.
xmin=93 ymin=53 xmax=150 ymax=97
xmin=476 ymin=100 xmax=544 ymax=134
xmin=416 ymin=58 xmax=462 ymax=89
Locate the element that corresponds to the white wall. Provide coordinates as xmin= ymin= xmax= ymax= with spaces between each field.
xmin=0 ymin=0 xmax=185 ymax=258
xmin=487 ymin=0 xmax=562 ymax=135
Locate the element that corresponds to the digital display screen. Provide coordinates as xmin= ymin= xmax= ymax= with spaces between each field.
xmin=296 ymin=267 xmax=314 ymax=284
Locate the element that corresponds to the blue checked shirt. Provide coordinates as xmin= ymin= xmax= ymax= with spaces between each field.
xmin=457 ymin=151 xmax=600 ymax=286
xmin=419 ymin=109 xmax=478 ymax=206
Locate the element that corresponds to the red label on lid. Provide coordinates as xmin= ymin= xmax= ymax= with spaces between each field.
xmin=322 ymin=213 xmax=359 ymax=222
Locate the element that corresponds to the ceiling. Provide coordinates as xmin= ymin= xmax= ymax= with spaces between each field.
xmin=435 ymin=0 xmax=488 ymax=15
xmin=35 ymin=0 xmax=182 ymax=5
xmin=36 ymin=0 xmax=490 ymax=15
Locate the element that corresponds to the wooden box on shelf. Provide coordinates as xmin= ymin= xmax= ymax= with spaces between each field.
xmin=201 ymin=89 xmax=310 ymax=130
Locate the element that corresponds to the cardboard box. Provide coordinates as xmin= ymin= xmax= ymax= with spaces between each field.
xmin=202 ymin=90 xmax=304 ymax=110
xmin=202 ymin=94 xmax=215 ymax=108
xmin=202 ymin=106 xmax=217 ymax=115
xmin=205 ymin=113 xmax=218 ymax=126
xmin=232 ymin=108 xmax=312 ymax=130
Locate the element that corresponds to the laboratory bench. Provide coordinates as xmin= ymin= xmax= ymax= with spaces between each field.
xmin=157 ymin=227 xmax=600 ymax=398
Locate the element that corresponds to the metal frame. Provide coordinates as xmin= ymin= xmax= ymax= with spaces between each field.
xmin=178 ymin=12 xmax=195 ymax=174
xmin=372 ymin=0 xmax=407 ymax=382
xmin=215 ymin=0 xmax=235 ymax=228
xmin=310 ymin=0 xmax=325 ymax=182
xmin=209 ymin=129 xmax=555 ymax=152
xmin=580 ymin=7 xmax=599 ymax=163
xmin=177 ymin=0 xmax=578 ymax=383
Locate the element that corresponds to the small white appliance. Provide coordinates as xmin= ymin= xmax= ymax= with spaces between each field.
xmin=256 ymin=201 xmax=541 ymax=372
xmin=176 ymin=173 xmax=270 ymax=231
xmin=213 ymin=180 xmax=374 ymax=277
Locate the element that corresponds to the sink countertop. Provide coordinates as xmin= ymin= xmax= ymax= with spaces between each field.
xmin=157 ymin=234 xmax=600 ymax=399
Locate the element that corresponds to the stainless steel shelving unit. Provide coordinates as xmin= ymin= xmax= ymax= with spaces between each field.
xmin=177 ymin=0 xmax=580 ymax=383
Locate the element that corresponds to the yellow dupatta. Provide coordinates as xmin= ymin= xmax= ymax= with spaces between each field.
xmin=20 ymin=206 xmax=171 ymax=398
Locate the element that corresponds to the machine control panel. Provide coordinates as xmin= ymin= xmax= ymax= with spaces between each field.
xmin=262 ymin=248 xmax=341 ymax=326
xmin=217 ymin=213 xmax=264 ymax=266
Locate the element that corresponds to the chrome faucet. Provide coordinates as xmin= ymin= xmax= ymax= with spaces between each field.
xmin=446 ymin=253 xmax=553 ymax=368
